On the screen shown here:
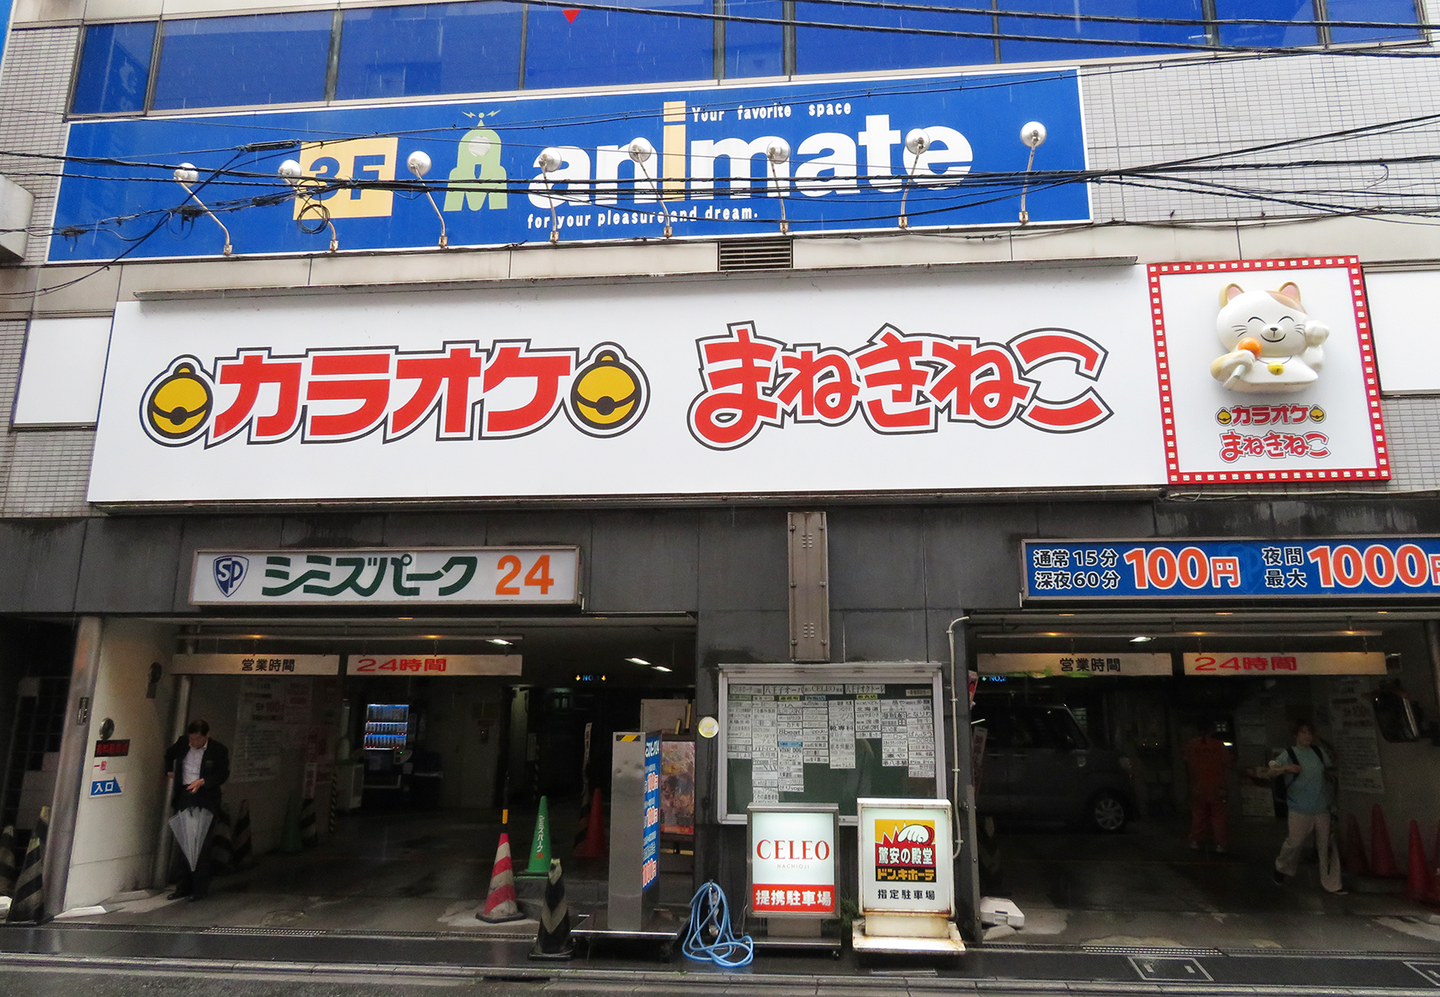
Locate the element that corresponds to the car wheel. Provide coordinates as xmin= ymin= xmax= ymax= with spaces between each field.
xmin=1089 ymin=791 xmax=1127 ymax=832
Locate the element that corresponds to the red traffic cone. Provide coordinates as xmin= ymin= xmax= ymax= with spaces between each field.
xmin=1371 ymin=804 xmax=1400 ymax=878
xmin=1407 ymin=820 xmax=1435 ymax=902
xmin=1340 ymin=812 xmax=1369 ymax=876
xmin=477 ymin=833 xmax=526 ymax=923
xmin=572 ymin=789 xmax=607 ymax=859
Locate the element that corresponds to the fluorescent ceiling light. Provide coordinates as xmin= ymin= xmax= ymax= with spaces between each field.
xmin=1129 ymin=635 xmax=1153 ymax=643
xmin=625 ymin=657 xmax=651 ymax=665
xmin=651 ymin=665 xmax=672 ymax=673
xmin=487 ymin=638 xmax=513 ymax=646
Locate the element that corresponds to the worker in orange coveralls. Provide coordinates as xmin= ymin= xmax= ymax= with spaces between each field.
xmin=1184 ymin=725 xmax=1233 ymax=852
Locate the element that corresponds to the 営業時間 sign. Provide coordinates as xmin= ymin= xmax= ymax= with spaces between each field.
xmin=1024 ymin=538 xmax=1440 ymax=600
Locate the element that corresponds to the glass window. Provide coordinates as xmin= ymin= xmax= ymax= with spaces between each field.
xmin=1215 ymin=0 xmax=1319 ymax=47
xmin=726 ymin=0 xmax=784 ymax=79
xmin=523 ymin=0 xmax=713 ymax=90
xmin=336 ymin=2 xmax=523 ymax=100
xmin=72 ymin=21 xmax=156 ymax=114
xmin=1327 ymin=0 xmax=1421 ymax=43
xmin=796 ymin=0 xmax=993 ymax=76
xmin=151 ymin=11 xmax=332 ymax=111
xmin=1000 ymin=0 xmax=1207 ymax=63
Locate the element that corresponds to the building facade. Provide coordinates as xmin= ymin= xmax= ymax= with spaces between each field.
xmin=1 ymin=0 xmax=1439 ymax=944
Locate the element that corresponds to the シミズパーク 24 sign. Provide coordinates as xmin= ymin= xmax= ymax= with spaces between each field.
xmin=87 ymin=266 xmax=1165 ymax=503
xmin=52 ymin=70 xmax=1086 ymax=260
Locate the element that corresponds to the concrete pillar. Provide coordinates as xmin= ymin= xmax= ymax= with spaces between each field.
xmin=45 ymin=616 xmax=103 ymax=919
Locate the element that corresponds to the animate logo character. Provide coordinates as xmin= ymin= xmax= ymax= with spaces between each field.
xmin=1209 ymin=282 xmax=1328 ymax=393
xmin=138 ymin=341 xmax=647 ymax=447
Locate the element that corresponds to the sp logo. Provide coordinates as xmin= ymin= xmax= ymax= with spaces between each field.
xmin=212 ymin=555 xmax=249 ymax=598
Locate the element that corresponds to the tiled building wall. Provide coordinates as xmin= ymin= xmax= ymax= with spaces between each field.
xmin=0 ymin=26 xmax=76 ymax=267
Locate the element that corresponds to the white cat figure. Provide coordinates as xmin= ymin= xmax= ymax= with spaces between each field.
xmin=1208 ymin=281 xmax=1328 ymax=393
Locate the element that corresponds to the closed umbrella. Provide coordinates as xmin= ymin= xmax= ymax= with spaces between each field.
xmin=168 ymin=807 xmax=213 ymax=871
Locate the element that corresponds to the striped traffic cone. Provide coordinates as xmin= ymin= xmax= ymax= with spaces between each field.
xmin=328 ymin=779 xmax=339 ymax=836
xmin=0 ymin=825 xmax=18 ymax=895
xmin=7 ymin=808 xmax=47 ymax=922
xmin=231 ymin=800 xmax=253 ymax=869
xmin=527 ymin=858 xmax=574 ymax=960
xmin=476 ymin=833 xmax=526 ymax=923
xmin=299 ymin=797 xmax=318 ymax=849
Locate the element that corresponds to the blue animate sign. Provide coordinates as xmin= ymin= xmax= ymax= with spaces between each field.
xmin=1023 ymin=537 xmax=1440 ymax=600
xmin=51 ymin=70 xmax=1086 ymax=261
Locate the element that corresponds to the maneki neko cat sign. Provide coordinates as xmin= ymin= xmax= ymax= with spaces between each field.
xmin=1149 ymin=258 xmax=1387 ymax=485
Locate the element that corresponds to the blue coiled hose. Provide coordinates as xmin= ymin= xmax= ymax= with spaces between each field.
xmin=682 ymin=882 xmax=754 ymax=967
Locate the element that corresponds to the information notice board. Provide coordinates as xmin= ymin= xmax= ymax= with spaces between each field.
xmin=719 ymin=664 xmax=944 ymax=825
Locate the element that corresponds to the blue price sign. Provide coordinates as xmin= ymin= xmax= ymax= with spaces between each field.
xmin=642 ymin=732 xmax=661 ymax=889
xmin=1023 ymin=538 xmax=1440 ymax=600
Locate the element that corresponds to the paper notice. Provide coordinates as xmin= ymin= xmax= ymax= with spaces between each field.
xmin=828 ymin=699 xmax=856 ymax=769
xmin=881 ymin=700 xmax=908 ymax=767
xmin=778 ymin=739 xmax=805 ymax=793
xmin=905 ymin=698 xmax=936 ymax=778
xmin=726 ymin=696 xmax=754 ymax=760
xmin=802 ymin=699 xmax=830 ymax=765
xmin=855 ymin=697 xmax=882 ymax=738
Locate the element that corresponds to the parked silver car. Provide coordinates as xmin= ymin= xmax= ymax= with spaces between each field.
xmin=973 ymin=700 xmax=1134 ymax=832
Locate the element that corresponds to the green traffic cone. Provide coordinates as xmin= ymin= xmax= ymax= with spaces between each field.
xmin=281 ymin=795 xmax=302 ymax=854
xmin=524 ymin=796 xmax=552 ymax=875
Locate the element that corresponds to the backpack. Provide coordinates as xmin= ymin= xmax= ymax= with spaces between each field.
xmin=1271 ymin=747 xmax=1299 ymax=820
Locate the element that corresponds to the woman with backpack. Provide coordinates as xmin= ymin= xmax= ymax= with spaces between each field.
xmin=1268 ymin=721 xmax=1344 ymax=894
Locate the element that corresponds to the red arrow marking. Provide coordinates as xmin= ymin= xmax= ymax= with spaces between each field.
xmin=563 ymin=8 xmax=579 ymax=21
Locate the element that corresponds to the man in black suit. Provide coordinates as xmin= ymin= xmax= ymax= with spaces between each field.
xmin=163 ymin=719 xmax=230 ymax=901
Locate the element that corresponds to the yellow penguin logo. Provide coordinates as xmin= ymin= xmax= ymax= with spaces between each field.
xmin=568 ymin=344 xmax=648 ymax=437
xmin=142 ymin=356 xmax=213 ymax=446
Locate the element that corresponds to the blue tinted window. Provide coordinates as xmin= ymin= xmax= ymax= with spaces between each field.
xmin=1216 ymin=0 xmax=1318 ymax=47
xmin=1000 ymin=0 xmax=1206 ymax=62
xmin=1328 ymin=0 xmax=1421 ymax=43
xmin=796 ymin=0 xmax=993 ymax=75
xmin=152 ymin=11 xmax=332 ymax=110
xmin=336 ymin=2 xmax=523 ymax=100
xmin=726 ymin=0 xmax=783 ymax=79
xmin=72 ymin=21 xmax=156 ymax=114
xmin=523 ymin=1 xmax=713 ymax=90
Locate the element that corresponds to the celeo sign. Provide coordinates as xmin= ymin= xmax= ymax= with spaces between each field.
xmin=1023 ymin=538 xmax=1440 ymax=600
xmin=51 ymin=70 xmax=1086 ymax=261
xmin=1149 ymin=258 xmax=1386 ymax=484
xmin=89 ymin=267 xmax=1164 ymax=503
xmin=190 ymin=548 xmax=579 ymax=605
xmin=748 ymin=805 xmax=838 ymax=917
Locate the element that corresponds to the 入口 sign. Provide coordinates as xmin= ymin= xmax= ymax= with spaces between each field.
xmin=748 ymin=805 xmax=838 ymax=917
xmin=90 ymin=267 xmax=1165 ymax=504
xmin=191 ymin=548 xmax=579 ymax=605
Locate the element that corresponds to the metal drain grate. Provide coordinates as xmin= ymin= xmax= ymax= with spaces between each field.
xmin=1083 ymin=945 xmax=1222 ymax=957
xmin=718 ymin=237 xmax=792 ymax=272
xmin=207 ymin=926 xmax=327 ymax=937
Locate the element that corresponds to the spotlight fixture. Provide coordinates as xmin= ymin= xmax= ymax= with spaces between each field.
xmin=1017 ymin=120 xmax=1047 ymax=225
xmin=627 ymin=137 xmax=673 ymax=238
xmin=278 ymin=159 xmax=338 ymax=252
xmin=898 ymin=129 xmax=930 ymax=230
xmin=172 ymin=163 xmax=233 ymax=256
xmin=537 ymin=147 xmax=564 ymax=244
xmin=765 ymin=138 xmax=791 ymax=234
xmin=406 ymin=150 xmax=448 ymax=249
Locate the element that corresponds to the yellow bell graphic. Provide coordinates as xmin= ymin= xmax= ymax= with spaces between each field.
xmin=568 ymin=345 xmax=647 ymax=436
xmin=144 ymin=358 xmax=213 ymax=443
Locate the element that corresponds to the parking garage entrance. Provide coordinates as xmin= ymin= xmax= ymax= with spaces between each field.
xmin=965 ymin=607 xmax=1440 ymax=952
xmin=79 ymin=615 xmax=697 ymax=935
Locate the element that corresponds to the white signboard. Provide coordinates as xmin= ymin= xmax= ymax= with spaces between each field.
xmin=88 ymin=267 xmax=1165 ymax=503
xmin=977 ymin=652 xmax=1172 ymax=677
xmin=1329 ymin=676 xmax=1385 ymax=794
xmin=348 ymin=654 xmax=521 ymax=676
xmin=1182 ymin=651 xmax=1386 ymax=676
xmin=191 ymin=548 xmax=579 ymax=605
xmin=748 ymin=806 xmax=837 ymax=917
xmin=170 ymin=654 xmax=340 ymax=675
xmin=1150 ymin=257 xmax=1386 ymax=484
xmin=857 ymin=798 xmax=953 ymax=916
